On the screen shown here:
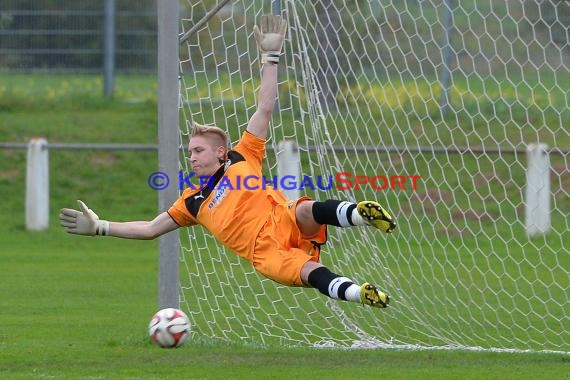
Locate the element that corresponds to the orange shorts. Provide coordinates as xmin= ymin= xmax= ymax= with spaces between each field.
xmin=252 ymin=196 xmax=328 ymax=287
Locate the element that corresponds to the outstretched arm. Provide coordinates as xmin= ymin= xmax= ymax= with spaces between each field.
xmin=246 ymin=64 xmax=278 ymax=139
xmin=106 ymin=212 xmax=178 ymax=240
xmin=246 ymin=15 xmax=288 ymax=140
xmin=60 ymin=200 xmax=179 ymax=240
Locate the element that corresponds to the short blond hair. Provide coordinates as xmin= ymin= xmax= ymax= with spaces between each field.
xmin=191 ymin=122 xmax=230 ymax=149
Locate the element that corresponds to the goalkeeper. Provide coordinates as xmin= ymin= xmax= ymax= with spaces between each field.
xmin=60 ymin=15 xmax=396 ymax=309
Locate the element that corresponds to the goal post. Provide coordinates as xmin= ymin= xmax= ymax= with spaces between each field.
xmin=172 ymin=0 xmax=569 ymax=353
xmin=157 ymin=0 xmax=181 ymax=310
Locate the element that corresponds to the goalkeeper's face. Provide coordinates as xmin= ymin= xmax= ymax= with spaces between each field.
xmin=188 ymin=135 xmax=226 ymax=177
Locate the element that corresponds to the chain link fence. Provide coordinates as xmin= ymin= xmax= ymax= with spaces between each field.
xmin=0 ymin=0 xmax=157 ymax=73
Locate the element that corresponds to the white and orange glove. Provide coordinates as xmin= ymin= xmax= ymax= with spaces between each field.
xmin=60 ymin=200 xmax=109 ymax=236
xmin=253 ymin=14 xmax=288 ymax=64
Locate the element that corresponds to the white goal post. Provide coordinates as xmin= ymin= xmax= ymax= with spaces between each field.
xmin=165 ymin=0 xmax=569 ymax=353
xmin=157 ymin=0 xmax=181 ymax=310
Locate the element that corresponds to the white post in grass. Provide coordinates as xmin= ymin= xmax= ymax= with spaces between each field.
xmin=26 ymin=138 xmax=49 ymax=231
xmin=277 ymin=140 xmax=301 ymax=201
xmin=525 ymin=143 xmax=550 ymax=237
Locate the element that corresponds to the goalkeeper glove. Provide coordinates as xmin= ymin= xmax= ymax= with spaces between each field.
xmin=253 ymin=14 xmax=288 ymax=64
xmin=60 ymin=200 xmax=109 ymax=236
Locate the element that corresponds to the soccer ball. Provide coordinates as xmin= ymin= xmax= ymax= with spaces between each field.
xmin=148 ymin=307 xmax=191 ymax=348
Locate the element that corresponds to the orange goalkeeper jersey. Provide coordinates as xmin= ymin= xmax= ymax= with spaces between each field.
xmin=167 ymin=131 xmax=287 ymax=262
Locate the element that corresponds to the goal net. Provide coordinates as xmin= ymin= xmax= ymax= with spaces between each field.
xmin=177 ymin=0 xmax=569 ymax=353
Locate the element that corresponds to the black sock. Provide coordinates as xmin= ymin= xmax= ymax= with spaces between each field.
xmin=307 ymin=267 xmax=354 ymax=301
xmin=312 ymin=199 xmax=356 ymax=227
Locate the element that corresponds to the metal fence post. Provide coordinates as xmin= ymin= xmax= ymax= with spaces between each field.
xmin=103 ymin=0 xmax=116 ymax=97
xmin=439 ymin=0 xmax=454 ymax=116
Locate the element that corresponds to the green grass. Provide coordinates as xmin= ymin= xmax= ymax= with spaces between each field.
xmin=1 ymin=228 xmax=568 ymax=379
xmin=1 ymin=230 xmax=569 ymax=379
xmin=1 ymin=74 xmax=569 ymax=379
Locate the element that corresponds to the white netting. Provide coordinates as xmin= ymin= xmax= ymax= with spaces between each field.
xmin=177 ymin=0 xmax=569 ymax=353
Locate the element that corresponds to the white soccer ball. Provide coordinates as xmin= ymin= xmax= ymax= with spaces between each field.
xmin=148 ymin=307 xmax=191 ymax=348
